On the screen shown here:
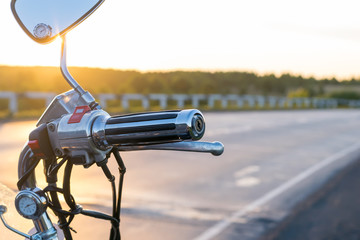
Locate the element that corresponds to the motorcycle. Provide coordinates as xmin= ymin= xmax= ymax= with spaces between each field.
xmin=0 ymin=1 xmax=224 ymax=239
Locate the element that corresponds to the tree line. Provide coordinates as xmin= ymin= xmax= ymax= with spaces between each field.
xmin=1 ymin=65 xmax=360 ymax=99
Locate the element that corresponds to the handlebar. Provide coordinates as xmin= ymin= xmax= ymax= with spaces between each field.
xmin=92 ymin=109 xmax=206 ymax=149
xmin=49 ymin=108 xmax=222 ymax=168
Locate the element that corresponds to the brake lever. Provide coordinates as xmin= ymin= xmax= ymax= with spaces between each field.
xmin=117 ymin=141 xmax=224 ymax=156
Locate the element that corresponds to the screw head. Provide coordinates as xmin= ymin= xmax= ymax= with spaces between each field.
xmin=48 ymin=123 xmax=56 ymax=132
xmin=31 ymin=234 xmax=42 ymax=240
xmin=55 ymin=148 xmax=63 ymax=157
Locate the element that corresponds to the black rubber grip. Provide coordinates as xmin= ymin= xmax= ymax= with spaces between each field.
xmin=103 ymin=109 xmax=205 ymax=146
xmin=105 ymin=123 xmax=176 ymax=135
xmin=106 ymin=135 xmax=181 ymax=145
xmin=107 ymin=111 xmax=179 ymax=125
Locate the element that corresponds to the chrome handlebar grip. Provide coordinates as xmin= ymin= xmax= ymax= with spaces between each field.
xmin=117 ymin=141 xmax=224 ymax=156
xmin=100 ymin=109 xmax=205 ymax=147
xmin=91 ymin=109 xmax=224 ymax=156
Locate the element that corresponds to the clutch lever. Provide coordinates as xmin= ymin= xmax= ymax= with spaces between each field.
xmin=117 ymin=141 xmax=224 ymax=156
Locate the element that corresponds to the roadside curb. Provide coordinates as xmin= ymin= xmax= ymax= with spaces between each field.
xmin=261 ymin=154 xmax=360 ymax=240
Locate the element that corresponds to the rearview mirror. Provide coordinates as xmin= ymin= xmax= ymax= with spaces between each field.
xmin=11 ymin=0 xmax=105 ymax=44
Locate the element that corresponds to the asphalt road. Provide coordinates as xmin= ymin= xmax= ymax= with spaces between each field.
xmin=1 ymin=109 xmax=360 ymax=240
xmin=268 ymin=157 xmax=360 ymax=240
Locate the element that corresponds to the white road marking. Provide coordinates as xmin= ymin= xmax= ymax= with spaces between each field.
xmin=236 ymin=177 xmax=261 ymax=187
xmin=234 ymin=165 xmax=261 ymax=187
xmin=234 ymin=165 xmax=260 ymax=178
xmin=193 ymin=141 xmax=360 ymax=240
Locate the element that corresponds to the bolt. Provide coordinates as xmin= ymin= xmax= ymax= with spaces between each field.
xmin=192 ymin=114 xmax=205 ymax=136
xmin=195 ymin=118 xmax=203 ymax=132
xmin=55 ymin=148 xmax=63 ymax=157
xmin=31 ymin=234 xmax=42 ymax=240
xmin=48 ymin=123 xmax=56 ymax=132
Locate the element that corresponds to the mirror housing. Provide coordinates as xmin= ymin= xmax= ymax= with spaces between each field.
xmin=11 ymin=0 xmax=105 ymax=44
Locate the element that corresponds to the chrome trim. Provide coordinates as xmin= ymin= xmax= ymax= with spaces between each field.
xmin=175 ymin=109 xmax=205 ymax=140
xmin=92 ymin=114 xmax=111 ymax=150
xmin=33 ymin=213 xmax=58 ymax=240
xmin=118 ymin=141 xmax=224 ymax=156
xmin=34 ymin=213 xmax=54 ymax=231
xmin=52 ymin=110 xmax=111 ymax=166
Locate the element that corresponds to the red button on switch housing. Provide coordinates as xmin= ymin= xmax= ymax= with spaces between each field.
xmin=68 ymin=106 xmax=91 ymax=124
xmin=28 ymin=140 xmax=40 ymax=151
xmin=28 ymin=140 xmax=45 ymax=157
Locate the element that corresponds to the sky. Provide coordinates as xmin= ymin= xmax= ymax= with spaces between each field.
xmin=1 ymin=0 xmax=360 ymax=79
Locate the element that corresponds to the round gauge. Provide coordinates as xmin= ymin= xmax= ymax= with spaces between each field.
xmin=33 ymin=23 xmax=52 ymax=39
xmin=18 ymin=196 xmax=37 ymax=216
xmin=15 ymin=188 xmax=47 ymax=220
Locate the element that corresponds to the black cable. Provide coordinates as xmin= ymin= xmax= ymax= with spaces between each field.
xmin=112 ymin=149 xmax=126 ymax=240
xmin=98 ymin=159 xmax=120 ymax=240
xmin=117 ymin=174 xmax=125 ymax=218
xmin=49 ymin=190 xmax=73 ymax=240
xmin=81 ymin=209 xmax=119 ymax=223
xmin=63 ymin=161 xmax=77 ymax=211
xmin=112 ymin=149 xmax=126 ymax=220
xmin=44 ymin=165 xmax=74 ymax=240
xmin=111 ymin=180 xmax=116 ymax=217
xmin=113 ymin=149 xmax=126 ymax=173
xmin=45 ymin=186 xmax=119 ymax=226
xmin=109 ymin=180 xmax=118 ymax=240
xmin=48 ymin=156 xmax=68 ymax=176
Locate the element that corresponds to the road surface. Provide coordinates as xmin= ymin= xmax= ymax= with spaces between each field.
xmin=1 ymin=109 xmax=360 ymax=240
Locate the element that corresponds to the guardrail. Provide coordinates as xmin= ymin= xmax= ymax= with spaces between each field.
xmin=0 ymin=92 xmax=356 ymax=115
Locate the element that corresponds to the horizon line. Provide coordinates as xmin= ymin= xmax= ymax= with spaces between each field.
xmin=0 ymin=64 xmax=357 ymax=81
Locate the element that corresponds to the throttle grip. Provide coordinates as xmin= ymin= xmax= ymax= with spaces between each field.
xmin=92 ymin=109 xmax=205 ymax=149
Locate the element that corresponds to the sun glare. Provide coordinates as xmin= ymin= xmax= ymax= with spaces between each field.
xmin=1 ymin=0 xmax=360 ymax=79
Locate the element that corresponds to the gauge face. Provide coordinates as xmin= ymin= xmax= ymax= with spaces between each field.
xmin=18 ymin=197 xmax=37 ymax=216
xmin=15 ymin=189 xmax=47 ymax=219
xmin=33 ymin=23 xmax=52 ymax=39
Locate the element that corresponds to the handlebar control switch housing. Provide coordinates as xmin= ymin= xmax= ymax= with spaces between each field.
xmin=47 ymin=109 xmax=111 ymax=168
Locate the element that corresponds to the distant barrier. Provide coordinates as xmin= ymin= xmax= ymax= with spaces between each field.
xmin=0 ymin=91 xmax=355 ymax=115
xmin=101 ymin=94 xmax=340 ymax=110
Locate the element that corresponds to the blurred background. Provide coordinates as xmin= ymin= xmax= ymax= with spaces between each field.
xmin=1 ymin=0 xmax=360 ymax=239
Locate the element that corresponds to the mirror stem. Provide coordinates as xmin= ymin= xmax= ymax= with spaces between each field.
xmin=60 ymin=36 xmax=86 ymax=95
